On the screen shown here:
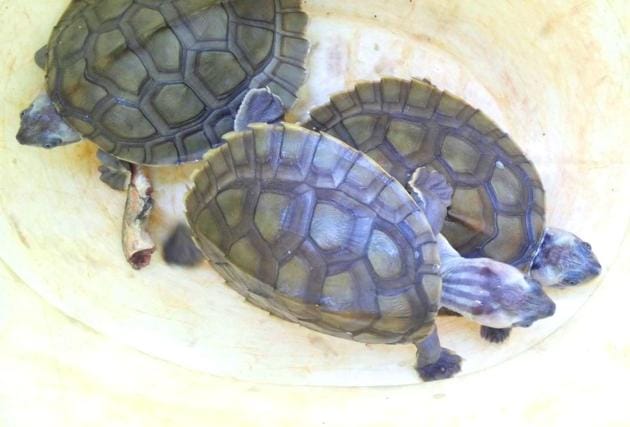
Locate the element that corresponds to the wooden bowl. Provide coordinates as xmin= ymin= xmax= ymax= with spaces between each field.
xmin=1 ymin=0 xmax=628 ymax=424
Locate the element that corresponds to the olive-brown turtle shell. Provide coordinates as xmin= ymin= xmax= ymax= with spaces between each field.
xmin=185 ymin=123 xmax=440 ymax=344
xmin=306 ymin=78 xmax=546 ymax=270
xmin=45 ymin=0 xmax=309 ymax=165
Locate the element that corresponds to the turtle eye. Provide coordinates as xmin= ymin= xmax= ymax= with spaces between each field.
xmin=582 ymin=242 xmax=592 ymax=250
xmin=20 ymin=110 xmax=26 ymax=118
xmin=43 ymin=137 xmax=61 ymax=149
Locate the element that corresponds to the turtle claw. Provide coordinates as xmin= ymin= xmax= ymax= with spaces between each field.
xmin=97 ymin=149 xmax=131 ymax=191
xmin=480 ymin=326 xmax=512 ymax=343
xmin=417 ymin=348 xmax=462 ymax=381
xmin=163 ymin=223 xmax=203 ymax=267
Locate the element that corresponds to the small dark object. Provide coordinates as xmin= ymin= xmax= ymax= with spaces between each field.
xmin=480 ymin=326 xmax=512 ymax=343
xmin=163 ymin=223 xmax=203 ymax=267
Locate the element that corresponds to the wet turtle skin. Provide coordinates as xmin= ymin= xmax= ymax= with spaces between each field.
xmin=185 ymin=123 xmax=441 ymax=344
xmin=306 ymin=78 xmax=546 ymax=270
xmin=44 ymin=0 xmax=309 ymax=165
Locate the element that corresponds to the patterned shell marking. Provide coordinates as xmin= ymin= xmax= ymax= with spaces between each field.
xmin=46 ymin=0 xmax=309 ymax=165
xmin=306 ymin=78 xmax=546 ymax=269
xmin=185 ymin=123 xmax=440 ymax=344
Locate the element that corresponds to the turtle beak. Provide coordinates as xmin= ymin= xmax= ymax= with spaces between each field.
xmin=592 ymin=262 xmax=602 ymax=275
xmin=513 ymin=303 xmax=555 ymax=328
xmin=587 ymin=258 xmax=602 ymax=276
xmin=580 ymin=241 xmax=602 ymax=277
xmin=16 ymin=108 xmax=33 ymax=146
xmin=15 ymin=128 xmax=27 ymax=145
xmin=514 ymin=319 xmax=533 ymax=328
xmin=543 ymin=300 xmax=556 ymax=317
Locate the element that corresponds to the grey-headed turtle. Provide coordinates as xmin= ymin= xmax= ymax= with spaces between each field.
xmin=306 ymin=77 xmax=600 ymax=340
xmin=407 ymin=168 xmax=555 ymax=343
xmin=16 ymin=0 xmax=309 ymax=266
xmin=184 ymin=123 xmax=555 ymax=380
xmin=18 ymin=0 xmax=309 ymax=165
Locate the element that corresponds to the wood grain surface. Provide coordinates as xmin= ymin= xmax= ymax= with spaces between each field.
xmin=0 ymin=0 xmax=628 ymax=425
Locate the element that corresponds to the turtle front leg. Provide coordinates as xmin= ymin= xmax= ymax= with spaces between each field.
xmin=97 ymin=149 xmax=131 ymax=191
xmin=415 ymin=327 xmax=462 ymax=381
xmin=406 ymin=166 xmax=453 ymax=234
xmin=234 ymin=87 xmax=285 ymax=131
xmin=479 ymin=326 xmax=512 ymax=343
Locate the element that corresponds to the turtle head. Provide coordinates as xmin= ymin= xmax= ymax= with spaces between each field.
xmin=509 ymin=277 xmax=556 ymax=327
xmin=482 ymin=262 xmax=556 ymax=328
xmin=530 ymin=228 xmax=602 ymax=288
xmin=440 ymin=256 xmax=555 ymax=329
xmin=16 ymin=93 xmax=81 ymax=149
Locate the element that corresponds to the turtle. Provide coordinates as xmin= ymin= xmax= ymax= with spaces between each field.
xmin=184 ymin=122 xmax=556 ymax=380
xmin=305 ymin=77 xmax=601 ymax=341
xmin=15 ymin=0 xmax=309 ymax=267
xmin=406 ymin=166 xmax=555 ymax=343
xmin=16 ymin=0 xmax=309 ymax=168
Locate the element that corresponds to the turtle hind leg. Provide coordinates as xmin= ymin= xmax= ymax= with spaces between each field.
xmin=407 ymin=167 xmax=453 ymax=234
xmin=97 ymin=149 xmax=131 ymax=191
xmin=480 ymin=326 xmax=512 ymax=343
xmin=162 ymin=223 xmax=203 ymax=267
xmin=415 ymin=327 xmax=462 ymax=381
xmin=34 ymin=45 xmax=48 ymax=70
